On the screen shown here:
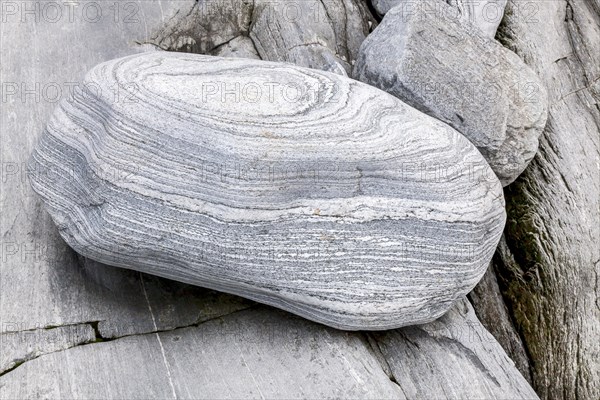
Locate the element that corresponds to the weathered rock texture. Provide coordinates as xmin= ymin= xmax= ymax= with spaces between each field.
xmin=0 ymin=0 xmax=542 ymax=397
xmin=1 ymin=308 xmax=405 ymax=399
xmin=28 ymin=51 xmax=506 ymax=331
xmin=0 ymin=324 xmax=96 ymax=374
xmin=145 ymin=0 xmax=377 ymax=75
xmin=468 ymin=262 xmax=531 ymax=382
xmin=371 ymin=0 xmax=508 ymax=38
xmin=0 ymin=299 xmax=538 ymax=399
xmin=354 ymin=0 xmax=548 ymax=186
xmin=371 ymin=297 xmax=538 ymax=399
xmin=470 ymin=0 xmax=600 ymax=399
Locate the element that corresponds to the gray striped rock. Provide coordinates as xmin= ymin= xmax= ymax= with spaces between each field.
xmin=28 ymin=52 xmax=506 ymax=330
xmin=371 ymin=0 xmax=507 ymax=38
xmin=354 ymin=0 xmax=548 ymax=186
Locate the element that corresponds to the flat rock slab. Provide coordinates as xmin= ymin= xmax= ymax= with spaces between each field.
xmin=0 ymin=302 xmax=537 ymax=399
xmin=0 ymin=324 xmax=96 ymax=374
xmin=1 ymin=1 xmax=536 ymax=397
xmin=29 ymin=52 xmax=505 ymax=331
xmin=0 ymin=309 xmax=405 ymax=399
xmin=372 ymin=297 xmax=539 ymax=399
xmin=354 ymin=0 xmax=548 ymax=185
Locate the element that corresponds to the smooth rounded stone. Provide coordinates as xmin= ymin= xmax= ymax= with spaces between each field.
xmin=371 ymin=0 xmax=507 ymax=38
xmin=354 ymin=0 xmax=549 ymax=186
xmin=28 ymin=52 xmax=506 ymax=331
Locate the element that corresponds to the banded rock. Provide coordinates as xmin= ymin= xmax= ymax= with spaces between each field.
xmin=29 ymin=52 xmax=506 ymax=330
xmin=354 ymin=0 xmax=548 ymax=186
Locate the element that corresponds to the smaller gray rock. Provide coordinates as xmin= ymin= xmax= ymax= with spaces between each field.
xmin=210 ymin=36 xmax=261 ymax=60
xmin=370 ymin=0 xmax=397 ymax=16
xmin=354 ymin=0 xmax=548 ymax=186
xmin=250 ymin=0 xmax=375 ymax=74
xmin=372 ymin=0 xmax=507 ymax=39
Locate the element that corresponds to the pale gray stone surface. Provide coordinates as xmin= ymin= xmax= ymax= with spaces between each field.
xmin=145 ymin=0 xmax=255 ymax=55
xmin=446 ymin=0 xmax=508 ymax=38
xmin=468 ymin=261 xmax=531 ymax=383
xmin=372 ymin=298 xmax=538 ymax=399
xmin=250 ymin=0 xmax=375 ymax=74
xmin=211 ymin=35 xmax=261 ymax=60
xmin=371 ymin=0 xmax=507 ymax=38
xmin=0 ymin=324 xmax=95 ymax=374
xmin=0 ymin=302 xmax=537 ymax=399
xmin=145 ymin=0 xmax=377 ymax=75
xmin=28 ymin=51 xmax=506 ymax=331
xmin=74 ymin=258 xmax=254 ymax=339
xmin=0 ymin=0 xmax=216 ymax=334
xmin=472 ymin=1 xmax=600 ymax=398
xmin=0 ymin=0 xmax=250 ymax=379
xmin=0 ymin=0 xmax=538 ymax=397
xmin=354 ymin=0 xmax=548 ymax=186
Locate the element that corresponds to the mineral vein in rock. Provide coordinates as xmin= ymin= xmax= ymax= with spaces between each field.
xmin=29 ymin=52 xmax=506 ymax=330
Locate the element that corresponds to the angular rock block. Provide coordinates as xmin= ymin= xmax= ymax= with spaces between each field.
xmin=29 ymin=52 xmax=506 ymax=330
xmin=354 ymin=0 xmax=548 ymax=186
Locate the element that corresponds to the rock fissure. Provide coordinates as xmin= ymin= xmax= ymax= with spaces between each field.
xmin=0 ymin=306 xmax=256 ymax=380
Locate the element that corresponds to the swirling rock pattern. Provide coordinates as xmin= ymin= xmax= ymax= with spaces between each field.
xmin=29 ymin=52 xmax=506 ymax=330
xmin=354 ymin=0 xmax=548 ymax=186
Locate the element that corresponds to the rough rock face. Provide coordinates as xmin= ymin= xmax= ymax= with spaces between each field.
xmin=468 ymin=262 xmax=531 ymax=382
xmin=250 ymin=0 xmax=374 ymax=74
xmin=372 ymin=297 xmax=538 ymax=399
xmin=371 ymin=0 xmax=507 ymax=39
xmin=28 ymin=51 xmax=506 ymax=331
xmin=0 ymin=0 xmax=554 ymax=397
xmin=212 ymin=35 xmax=261 ymax=60
xmin=145 ymin=0 xmax=376 ymax=75
xmin=0 ymin=298 xmax=538 ymax=399
xmin=354 ymin=0 xmax=548 ymax=186
xmin=470 ymin=1 xmax=600 ymax=398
